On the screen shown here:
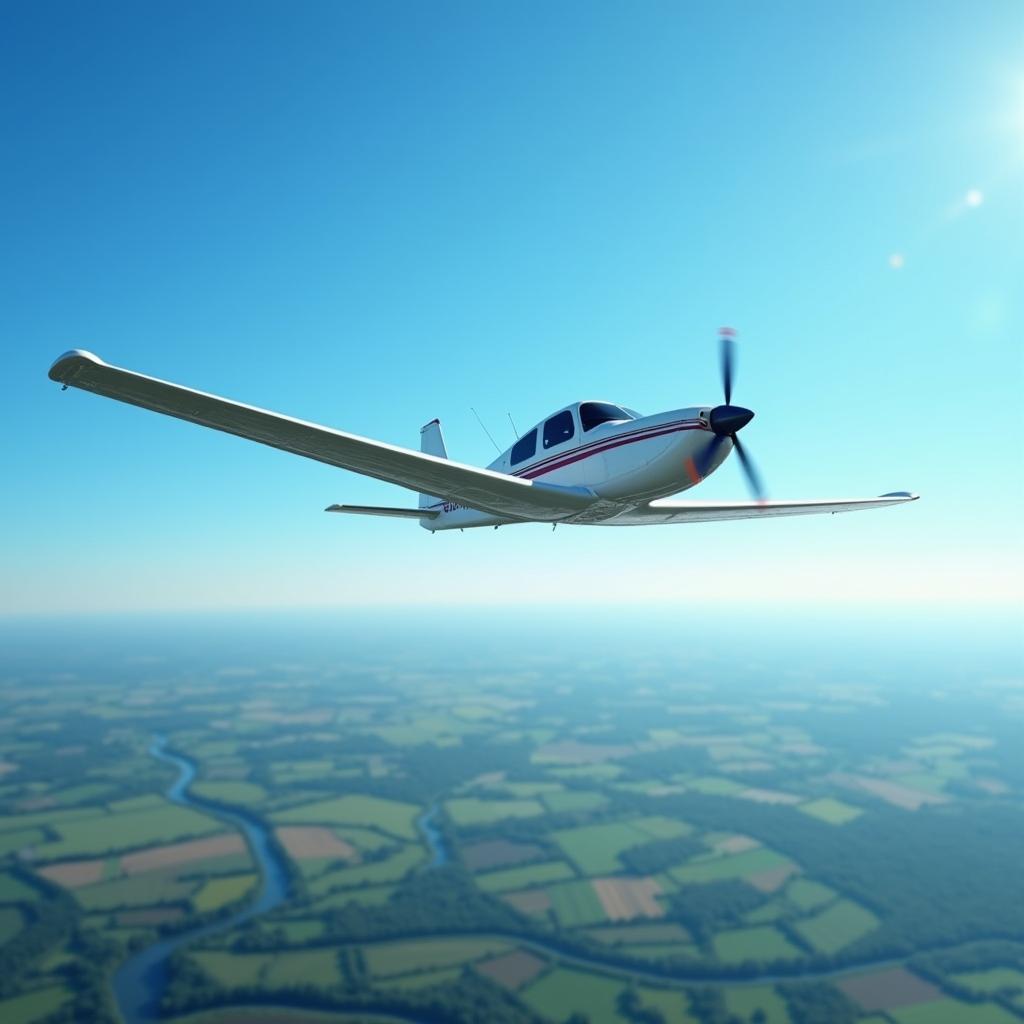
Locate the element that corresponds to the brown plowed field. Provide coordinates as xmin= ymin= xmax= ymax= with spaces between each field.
xmin=838 ymin=967 xmax=943 ymax=1010
xmin=274 ymin=827 xmax=357 ymax=860
xmin=592 ymin=878 xmax=664 ymax=921
xmin=502 ymin=889 xmax=552 ymax=915
xmin=463 ymin=839 xmax=544 ymax=871
xmin=37 ymin=859 xmax=105 ymax=888
xmin=120 ymin=834 xmax=245 ymax=875
xmin=476 ymin=949 xmax=546 ymax=990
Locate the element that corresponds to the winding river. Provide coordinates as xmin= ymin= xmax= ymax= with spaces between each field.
xmin=110 ymin=741 xmax=968 ymax=1022
xmin=111 ymin=738 xmax=291 ymax=1023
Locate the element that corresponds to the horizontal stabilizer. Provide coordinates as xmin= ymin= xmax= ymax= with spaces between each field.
xmin=325 ymin=504 xmax=439 ymax=520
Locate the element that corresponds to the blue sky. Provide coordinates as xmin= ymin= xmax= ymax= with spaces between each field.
xmin=2 ymin=1 xmax=1022 ymax=614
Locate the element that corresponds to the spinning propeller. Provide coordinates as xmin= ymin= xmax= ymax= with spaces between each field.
xmin=705 ymin=328 xmax=766 ymax=501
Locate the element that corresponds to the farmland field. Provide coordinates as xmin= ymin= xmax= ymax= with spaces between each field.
xmin=37 ymin=805 xmax=224 ymax=859
xmin=553 ymin=821 xmax=653 ymax=874
xmin=889 ymin=999 xmax=1021 ymax=1024
xmin=0 ymin=986 xmax=71 ymax=1024
xmin=364 ymin=937 xmax=510 ymax=977
xmin=444 ymin=796 xmax=545 ymax=825
xmin=192 ymin=873 xmax=258 ymax=912
xmin=272 ymin=795 xmax=420 ymax=839
xmin=724 ymin=985 xmax=792 ymax=1024
xmin=521 ymin=966 xmax=628 ymax=1024
xmin=670 ymin=847 xmax=791 ymax=885
xmin=712 ymin=925 xmax=804 ymax=963
xmin=792 ymin=898 xmax=880 ymax=954
xmin=475 ymin=860 xmax=575 ymax=892
xmin=797 ymin=797 xmax=863 ymax=825
xmin=547 ymin=879 xmax=610 ymax=927
xmin=952 ymin=967 xmax=1024 ymax=994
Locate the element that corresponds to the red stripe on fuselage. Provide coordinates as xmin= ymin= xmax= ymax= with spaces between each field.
xmin=518 ymin=421 xmax=707 ymax=480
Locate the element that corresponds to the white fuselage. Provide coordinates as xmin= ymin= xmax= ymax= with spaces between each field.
xmin=422 ymin=403 xmax=731 ymax=531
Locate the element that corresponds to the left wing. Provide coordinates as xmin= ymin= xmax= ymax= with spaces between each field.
xmin=47 ymin=350 xmax=597 ymax=522
xmin=606 ymin=493 xmax=918 ymax=525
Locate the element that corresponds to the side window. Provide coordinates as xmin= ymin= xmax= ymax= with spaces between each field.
xmin=510 ymin=429 xmax=537 ymax=466
xmin=543 ymin=410 xmax=575 ymax=449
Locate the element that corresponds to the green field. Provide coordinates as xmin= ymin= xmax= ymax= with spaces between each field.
xmin=522 ymin=966 xmax=628 ymax=1024
xmin=306 ymin=844 xmax=423 ymax=895
xmin=53 ymin=781 xmax=115 ymax=806
xmin=635 ymin=986 xmax=701 ymax=1022
xmin=951 ymin=967 xmax=1024 ymax=994
xmin=588 ymin=922 xmax=691 ymax=943
xmin=792 ymin=898 xmax=879 ymax=954
xmin=272 ymin=795 xmax=420 ymax=839
xmin=311 ymin=884 xmax=396 ymax=910
xmin=0 ymin=807 xmax=103 ymax=833
xmin=75 ymin=872 xmax=196 ymax=911
xmin=725 ymin=984 xmax=792 ymax=1024
xmin=38 ymin=805 xmax=224 ymax=859
xmin=553 ymin=821 xmax=651 ymax=875
xmin=364 ymin=937 xmax=509 ymax=977
xmin=631 ymin=816 xmax=692 ymax=839
xmin=271 ymin=918 xmax=325 ymax=943
xmin=386 ymin=966 xmax=462 ymax=990
xmin=195 ymin=949 xmax=343 ymax=988
xmin=193 ymin=873 xmax=258 ymax=912
xmin=797 ymin=797 xmax=863 ymax=825
xmin=547 ymin=879 xmax=608 ymax=927
xmin=444 ymin=797 xmax=545 ymax=825
xmin=785 ymin=878 xmax=836 ymax=911
xmin=476 ymin=860 xmax=575 ymax=893
xmin=671 ymin=847 xmax=791 ymax=885
xmin=712 ymin=925 xmax=803 ymax=963
xmin=192 ymin=781 xmax=268 ymax=807
xmin=0 ymin=985 xmax=71 ymax=1024
xmin=541 ymin=790 xmax=606 ymax=813
xmin=890 ymin=999 xmax=1021 ymax=1024
xmin=0 ymin=828 xmax=45 ymax=857
xmin=746 ymin=899 xmax=787 ymax=923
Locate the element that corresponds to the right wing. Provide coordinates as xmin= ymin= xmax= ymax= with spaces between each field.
xmin=610 ymin=493 xmax=919 ymax=525
xmin=48 ymin=350 xmax=596 ymax=522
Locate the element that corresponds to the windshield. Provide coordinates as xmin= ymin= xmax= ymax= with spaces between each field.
xmin=579 ymin=402 xmax=634 ymax=431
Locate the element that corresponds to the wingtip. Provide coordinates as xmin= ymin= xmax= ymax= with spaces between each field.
xmin=324 ymin=504 xmax=343 ymax=512
xmin=48 ymin=349 xmax=104 ymax=383
xmin=880 ymin=491 xmax=919 ymax=502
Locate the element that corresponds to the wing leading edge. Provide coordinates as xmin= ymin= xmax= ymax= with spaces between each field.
xmin=610 ymin=493 xmax=918 ymax=525
xmin=48 ymin=351 xmax=595 ymax=522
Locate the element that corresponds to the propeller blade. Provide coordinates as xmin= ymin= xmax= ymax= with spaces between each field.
xmin=719 ymin=331 xmax=735 ymax=405
xmin=731 ymin=435 xmax=766 ymax=502
xmin=696 ymin=433 xmax=727 ymax=479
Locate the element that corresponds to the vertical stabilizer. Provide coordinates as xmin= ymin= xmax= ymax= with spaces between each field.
xmin=418 ymin=419 xmax=447 ymax=509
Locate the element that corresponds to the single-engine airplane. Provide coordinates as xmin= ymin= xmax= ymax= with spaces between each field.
xmin=48 ymin=331 xmax=917 ymax=531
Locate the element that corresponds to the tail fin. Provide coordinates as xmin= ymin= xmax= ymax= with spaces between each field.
xmin=418 ymin=419 xmax=448 ymax=509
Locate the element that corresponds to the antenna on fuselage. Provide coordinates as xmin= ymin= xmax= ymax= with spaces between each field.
xmin=470 ymin=407 xmax=502 ymax=454
xmin=507 ymin=412 xmax=519 ymax=439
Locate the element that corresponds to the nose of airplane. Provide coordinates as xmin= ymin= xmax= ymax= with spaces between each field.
xmin=710 ymin=405 xmax=755 ymax=436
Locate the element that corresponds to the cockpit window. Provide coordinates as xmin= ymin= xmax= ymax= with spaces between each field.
xmin=579 ymin=402 xmax=634 ymax=432
xmin=510 ymin=429 xmax=537 ymax=465
xmin=543 ymin=410 xmax=575 ymax=449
